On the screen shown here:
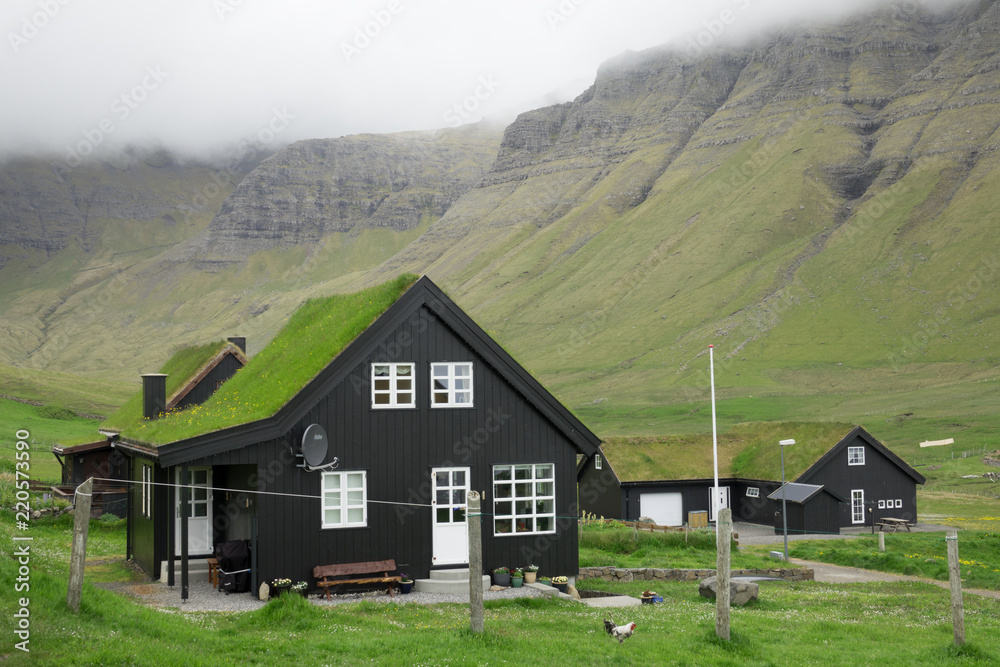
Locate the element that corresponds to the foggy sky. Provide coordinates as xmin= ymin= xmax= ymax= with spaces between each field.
xmin=0 ymin=0 xmax=964 ymax=161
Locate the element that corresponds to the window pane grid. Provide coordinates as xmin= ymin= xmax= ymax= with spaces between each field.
xmin=372 ymin=363 xmax=415 ymax=408
xmin=322 ymin=471 xmax=367 ymax=528
xmin=848 ymin=446 xmax=865 ymax=465
xmin=492 ymin=464 xmax=555 ymax=536
xmin=430 ymin=362 xmax=474 ymax=407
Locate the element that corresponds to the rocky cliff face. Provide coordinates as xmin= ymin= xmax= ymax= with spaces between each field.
xmin=195 ymin=123 xmax=502 ymax=262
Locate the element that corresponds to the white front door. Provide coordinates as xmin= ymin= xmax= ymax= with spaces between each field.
xmin=708 ymin=486 xmax=731 ymax=522
xmin=175 ymin=467 xmax=213 ymax=556
xmin=432 ymin=467 xmax=469 ymax=566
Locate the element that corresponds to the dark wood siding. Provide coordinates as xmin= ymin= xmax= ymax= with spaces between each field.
xmin=578 ymin=455 xmax=623 ymax=519
xmin=179 ymin=305 xmax=586 ymax=587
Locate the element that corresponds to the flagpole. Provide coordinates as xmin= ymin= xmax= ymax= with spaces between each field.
xmin=709 ymin=344 xmax=719 ymax=534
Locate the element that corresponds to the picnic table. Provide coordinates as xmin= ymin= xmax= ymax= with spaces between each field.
xmin=877 ymin=517 xmax=913 ymax=533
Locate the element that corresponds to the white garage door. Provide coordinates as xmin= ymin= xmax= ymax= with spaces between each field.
xmin=639 ymin=492 xmax=683 ymax=526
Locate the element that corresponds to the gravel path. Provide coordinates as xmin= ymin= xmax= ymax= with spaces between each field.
xmin=97 ymin=578 xmax=549 ymax=613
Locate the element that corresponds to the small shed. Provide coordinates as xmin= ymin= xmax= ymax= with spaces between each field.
xmin=767 ymin=483 xmax=843 ymax=537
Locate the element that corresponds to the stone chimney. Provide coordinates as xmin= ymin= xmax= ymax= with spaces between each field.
xmin=142 ymin=373 xmax=168 ymax=420
xmin=227 ymin=336 xmax=247 ymax=354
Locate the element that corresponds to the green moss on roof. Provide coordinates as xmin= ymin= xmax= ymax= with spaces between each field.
xmin=101 ymin=341 xmax=232 ymax=432
xmin=602 ymin=421 xmax=855 ymax=482
xmin=119 ymin=273 xmax=419 ymax=446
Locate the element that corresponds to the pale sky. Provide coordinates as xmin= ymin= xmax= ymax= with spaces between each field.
xmin=0 ymin=0 xmax=962 ymax=160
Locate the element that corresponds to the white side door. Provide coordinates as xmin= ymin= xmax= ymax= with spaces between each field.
xmin=708 ymin=485 xmax=731 ymax=522
xmin=175 ymin=467 xmax=213 ymax=556
xmin=431 ymin=467 xmax=469 ymax=566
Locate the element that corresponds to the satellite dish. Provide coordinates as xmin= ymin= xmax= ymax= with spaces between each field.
xmin=301 ymin=424 xmax=329 ymax=468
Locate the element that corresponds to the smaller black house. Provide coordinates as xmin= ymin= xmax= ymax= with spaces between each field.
xmin=53 ymin=338 xmax=247 ymax=517
xmin=579 ymin=423 xmax=925 ymax=534
xmin=767 ymin=483 xmax=843 ymax=537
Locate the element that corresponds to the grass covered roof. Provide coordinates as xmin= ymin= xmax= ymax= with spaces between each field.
xmin=113 ymin=273 xmax=419 ymax=446
xmin=600 ymin=421 xmax=857 ymax=482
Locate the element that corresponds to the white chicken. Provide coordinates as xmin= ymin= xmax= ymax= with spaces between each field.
xmin=604 ymin=615 xmax=637 ymax=644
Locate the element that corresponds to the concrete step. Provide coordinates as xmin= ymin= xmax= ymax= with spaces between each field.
xmin=160 ymin=558 xmax=212 ymax=583
xmin=414 ymin=569 xmax=490 ymax=594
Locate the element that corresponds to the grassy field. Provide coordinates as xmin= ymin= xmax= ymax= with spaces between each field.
xmin=578 ymin=522 xmax=783 ymax=570
xmin=2 ymin=513 xmax=999 ymax=666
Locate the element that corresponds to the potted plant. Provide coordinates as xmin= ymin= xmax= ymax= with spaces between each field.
xmin=524 ymin=564 xmax=538 ymax=584
xmin=270 ymin=578 xmax=292 ymax=597
xmin=510 ymin=568 xmax=524 ymax=587
xmin=551 ymin=575 xmax=568 ymax=593
xmin=492 ymin=566 xmax=511 ymax=587
xmin=399 ymin=574 xmax=414 ymax=594
xmin=290 ymin=581 xmax=308 ymax=596
xmin=641 ymin=590 xmax=657 ymax=604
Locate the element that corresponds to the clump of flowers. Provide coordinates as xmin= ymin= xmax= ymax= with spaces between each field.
xmin=551 ymin=576 xmax=568 ymax=584
xmin=493 ymin=566 xmax=510 ymax=574
xmin=526 ymin=564 xmax=539 ymax=572
xmin=271 ymin=578 xmax=291 ymax=587
xmin=290 ymin=581 xmax=308 ymax=592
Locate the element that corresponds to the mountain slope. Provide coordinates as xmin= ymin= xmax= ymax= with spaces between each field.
xmin=2 ymin=0 xmax=999 ymax=442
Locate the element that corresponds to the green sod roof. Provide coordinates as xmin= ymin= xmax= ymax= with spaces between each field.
xmin=112 ymin=273 xmax=419 ymax=446
xmin=101 ymin=340 xmax=234 ymax=433
xmin=601 ymin=421 xmax=856 ymax=482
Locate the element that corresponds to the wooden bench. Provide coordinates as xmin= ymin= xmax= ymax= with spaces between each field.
xmin=313 ymin=559 xmax=402 ymax=601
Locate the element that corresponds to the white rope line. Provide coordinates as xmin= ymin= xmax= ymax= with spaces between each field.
xmin=92 ymin=477 xmax=435 ymax=508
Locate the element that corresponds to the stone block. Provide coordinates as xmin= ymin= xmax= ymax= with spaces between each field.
xmin=698 ymin=576 xmax=759 ymax=606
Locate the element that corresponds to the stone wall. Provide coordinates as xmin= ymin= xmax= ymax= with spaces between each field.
xmin=578 ymin=566 xmax=814 ymax=582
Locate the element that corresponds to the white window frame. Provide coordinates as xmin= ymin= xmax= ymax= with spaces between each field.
xmin=895 ymin=499 xmax=902 ymax=509
xmin=371 ymin=363 xmax=415 ymax=409
xmin=878 ymin=499 xmax=885 ymax=509
xmin=746 ymin=487 xmax=760 ymax=498
xmin=141 ymin=464 xmax=152 ymax=518
xmin=851 ymin=489 xmax=865 ymax=524
xmin=847 ymin=446 xmax=865 ymax=466
xmin=595 ymin=455 xmax=602 ymax=470
xmin=321 ymin=471 xmax=368 ymax=529
xmin=492 ymin=463 xmax=556 ymax=536
xmin=430 ymin=362 xmax=473 ymax=408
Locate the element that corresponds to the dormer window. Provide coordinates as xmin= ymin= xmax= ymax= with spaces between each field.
xmin=595 ymin=454 xmax=603 ymax=470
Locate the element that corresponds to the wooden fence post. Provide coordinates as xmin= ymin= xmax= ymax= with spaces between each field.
xmin=946 ymin=530 xmax=965 ymax=645
xmin=716 ymin=507 xmax=732 ymax=641
xmin=67 ymin=478 xmax=93 ymax=613
xmin=878 ymin=532 xmax=885 ymax=552
xmin=468 ymin=491 xmax=484 ymax=634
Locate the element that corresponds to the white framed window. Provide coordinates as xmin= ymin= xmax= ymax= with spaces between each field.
xmin=431 ymin=362 xmax=473 ymax=407
xmin=493 ymin=464 xmax=555 ymax=535
xmin=595 ymin=455 xmax=602 ymax=470
xmin=322 ymin=471 xmax=367 ymax=528
xmin=141 ymin=464 xmax=152 ymax=518
xmin=372 ymin=363 xmax=415 ymax=408
xmin=848 ymin=446 xmax=865 ymax=466
xmin=746 ymin=487 xmax=760 ymax=498
xmin=895 ymin=499 xmax=902 ymax=509
xmin=851 ymin=489 xmax=865 ymax=524
xmin=878 ymin=499 xmax=885 ymax=509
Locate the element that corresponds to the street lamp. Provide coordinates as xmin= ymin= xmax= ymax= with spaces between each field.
xmin=778 ymin=439 xmax=795 ymax=561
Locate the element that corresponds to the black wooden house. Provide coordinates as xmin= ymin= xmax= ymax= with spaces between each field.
xmin=578 ymin=425 xmax=925 ymax=534
xmin=111 ymin=275 xmax=599 ymax=592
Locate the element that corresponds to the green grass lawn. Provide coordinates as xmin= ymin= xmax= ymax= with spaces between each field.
xmin=769 ymin=531 xmax=1000 ymax=591
xmin=2 ymin=514 xmax=999 ymax=665
xmin=579 ymin=522 xmax=782 ymax=570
